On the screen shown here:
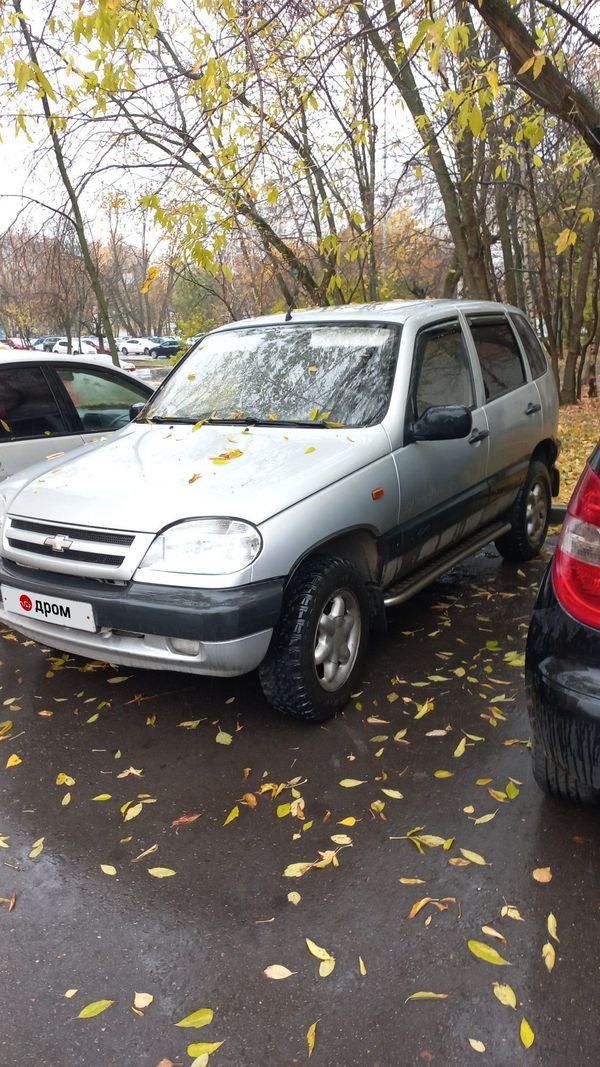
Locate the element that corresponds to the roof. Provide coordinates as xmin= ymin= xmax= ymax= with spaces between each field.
xmin=0 ymin=350 xmax=150 ymax=385
xmin=211 ymin=298 xmax=523 ymax=333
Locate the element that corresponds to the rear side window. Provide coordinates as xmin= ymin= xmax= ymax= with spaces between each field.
xmin=511 ymin=314 xmax=548 ymax=379
xmin=0 ymin=366 xmax=69 ymax=440
xmin=413 ymin=323 xmax=474 ymax=418
xmin=468 ymin=318 xmax=526 ymax=401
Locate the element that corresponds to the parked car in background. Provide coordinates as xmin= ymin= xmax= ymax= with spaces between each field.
xmin=119 ymin=337 xmax=158 ymax=356
xmin=526 ymin=444 xmax=600 ymax=803
xmin=0 ymin=299 xmax=559 ymax=721
xmin=150 ymin=337 xmax=182 ymax=359
xmin=81 ymin=337 xmax=101 ymax=351
xmin=51 ymin=340 xmax=136 ymax=372
xmin=52 ymin=339 xmax=97 ymax=355
xmin=42 ymin=336 xmax=63 ymax=352
xmin=186 ymin=334 xmax=205 ymax=347
xmin=0 ymin=351 xmax=153 ymax=481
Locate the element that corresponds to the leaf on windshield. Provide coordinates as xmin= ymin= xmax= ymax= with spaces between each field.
xmin=210 ymin=450 xmax=243 ymax=464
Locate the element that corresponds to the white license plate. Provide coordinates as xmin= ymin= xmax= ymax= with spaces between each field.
xmin=2 ymin=585 xmax=96 ymax=632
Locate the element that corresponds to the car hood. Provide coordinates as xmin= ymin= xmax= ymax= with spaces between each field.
xmin=6 ymin=422 xmax=391 ymax=532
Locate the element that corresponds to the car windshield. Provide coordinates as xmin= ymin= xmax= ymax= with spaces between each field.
xmin=145 ymin=323 xmax=400 ymax=427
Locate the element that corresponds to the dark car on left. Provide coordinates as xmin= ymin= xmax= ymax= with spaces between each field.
xmin=0 ymin=348 xmax=153 ymax=481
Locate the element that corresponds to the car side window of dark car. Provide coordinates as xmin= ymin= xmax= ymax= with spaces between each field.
xmin=510 ymin=314 xmax=548 ymax=379
xmin=468 ymin=317 xmax=527 ymax=401
xmin=0 ymin=366 xmax=70 ymax=440
xmin=54 ymin=367 xmax=151 ymax=431
xmin=413 ymin=322 xmax=475 ymax=419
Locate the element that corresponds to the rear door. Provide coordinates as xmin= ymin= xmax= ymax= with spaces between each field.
xmin=386 ymin=318 xmax=489 ymax=582
xmin=0 ymin=363 xmax=84 ymax=480
xmin=52 ymin=363 xmax=152 ymax=436
xmin=463 ymin=313 xmax=542 ymax=521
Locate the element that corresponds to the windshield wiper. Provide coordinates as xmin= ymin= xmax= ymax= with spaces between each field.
xmin=145 ymin=415 xmax=199 ymax=424
xmin=201 ymin=416 xmax=331 ymax=428
xmin=146 ymin=413 xmax=334 ymax=428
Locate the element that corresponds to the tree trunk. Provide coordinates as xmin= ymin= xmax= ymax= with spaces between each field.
xmin=13 ymin=0 xmax=120 ymax=366
xmin=357 ymin=0 xmax=491 ymax=298
xmin=465 ymin=0 xmax=600 ymax=165
xmin=560 ymin=173 xmax=600 ymax=404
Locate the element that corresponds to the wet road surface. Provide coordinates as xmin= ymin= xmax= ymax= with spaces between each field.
xmin=1 ymin=539 xmax=598 ymax=1067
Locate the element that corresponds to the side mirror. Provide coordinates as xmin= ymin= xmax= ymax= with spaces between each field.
xmin=129 ymin=401 xmax=146 ymax=421
xmin=410 ymin=405 xmax=472 ymax=442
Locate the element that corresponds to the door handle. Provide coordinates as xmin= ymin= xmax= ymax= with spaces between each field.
xmin=525 ymin=402 xmax=541 ymax=415
xmin=469 ymin=427 xmax=489 ymax=444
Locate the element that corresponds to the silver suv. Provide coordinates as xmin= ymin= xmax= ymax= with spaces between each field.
xmin=0 ymin=300 xmax=559 ymax=721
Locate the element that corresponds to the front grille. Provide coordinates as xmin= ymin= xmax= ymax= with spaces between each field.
xmin=10 ymin=519 xmax=134 ymax=547
xmin=3 ymin=516 xmax=143 ymax=575
xmin=6 ymin=539 xmax=124 ymax=566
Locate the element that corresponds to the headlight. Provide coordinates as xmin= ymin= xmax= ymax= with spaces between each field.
xmin=137 ymin=519 xmax=262 ymax=575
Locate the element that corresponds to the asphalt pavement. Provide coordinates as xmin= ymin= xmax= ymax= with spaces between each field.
xmin=1 ymin=537 xmax=598 ymax=1067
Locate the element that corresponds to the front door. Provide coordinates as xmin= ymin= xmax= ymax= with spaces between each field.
xmin=383 ymin=319 xmax=489 ymax=586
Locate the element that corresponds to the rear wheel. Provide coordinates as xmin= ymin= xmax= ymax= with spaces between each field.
xmin=121 ymin=347 xmax=129 ymax=356
xmin=532 ymin=742 xmax=600 ymax=805
xmin=259 ymin=556 xmax=369 ymax=722
xmin=495 ymin=459 xmax=551 ymax=561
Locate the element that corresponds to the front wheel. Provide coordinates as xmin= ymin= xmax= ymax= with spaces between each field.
xmin=495 ymin=459 xmax=551 ymax=562
xmin=259 ymin=556 xmax=369 ymax=722
xmin=143 ymin=346 xmax=150 ymax=355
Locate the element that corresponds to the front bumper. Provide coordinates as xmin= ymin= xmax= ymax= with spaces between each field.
xmin=526 ymin=565 xmax=600 ymax=788
xmin=0 ymin=557 xmax=283 ymax=677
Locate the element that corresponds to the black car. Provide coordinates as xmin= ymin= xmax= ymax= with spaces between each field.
xmin=526 ymin=442 xmax=600 ymax=803
xmin=150 ymin=337 xmax=181 ymax=359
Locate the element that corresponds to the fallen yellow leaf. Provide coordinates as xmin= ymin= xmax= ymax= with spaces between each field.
xmin=264 ymin=964 xmax=295 ymax=980
xmin=493 ymin=982 xmax=517 ymax=1008
xmin=542 ymin=942 xmax=556 ymax=972
xmin=405 ymin=991 xmax=448 ymax=1002
xmin=533 ymin=867 xmax=552 ymax=883
xmin=467 ymin=939 xmax=510 ymax=966
xmin=520 ymin=1018 xmax=535 ymax=1048
xmin=306 ymin=938 xmax=331 ymax=961
xmin=307 ymin=1021 xmax=318 ymax=1058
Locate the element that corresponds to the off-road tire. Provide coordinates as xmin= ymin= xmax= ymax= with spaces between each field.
xmin=495 ymin=459 xmax=551 ymax=561
xmin=532 ymin=742 xmax=600 ymax=805
xmin=259 ymin=556 xmax=370 ymax=722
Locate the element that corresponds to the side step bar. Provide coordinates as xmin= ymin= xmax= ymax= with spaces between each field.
xmin=383 ymin=521 xmax=511 ymax=608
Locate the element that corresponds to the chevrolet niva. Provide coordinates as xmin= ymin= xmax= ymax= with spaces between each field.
xmin=0 ymin=300 xmax=559 ymax=721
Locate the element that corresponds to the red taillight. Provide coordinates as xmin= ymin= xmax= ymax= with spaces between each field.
xmin=553 ymin=462 xmax=600 ymax=629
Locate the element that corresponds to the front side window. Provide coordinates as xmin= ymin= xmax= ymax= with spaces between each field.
xmin=413 ymin=324 xmax=474 ymax=419
xmin=145 ymin=323 xmax=400 ymax=428
xmin=469 ymin=318 xmax=526 ymax=401
xmin=0 ymin=366 xmax=68 ymax=439
xmin=55 ymin=367 xmax=151 ymax=431
xmin=511 ymin=314 xmax=548 ymax=379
